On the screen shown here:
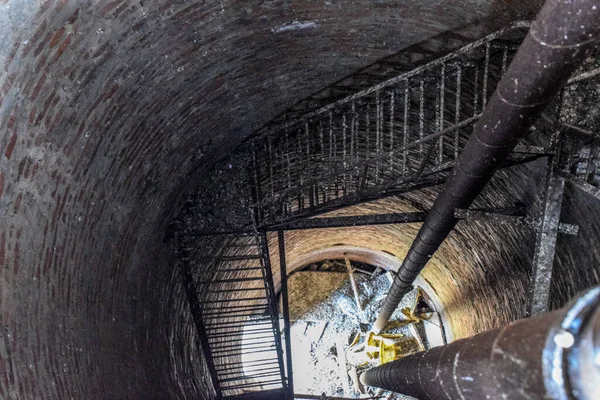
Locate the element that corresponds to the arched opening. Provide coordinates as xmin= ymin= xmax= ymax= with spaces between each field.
xmin=277 ymin=248 xmax=446 ymax=397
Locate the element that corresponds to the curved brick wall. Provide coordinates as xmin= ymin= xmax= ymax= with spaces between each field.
xmin=0 ymin=1 xmax=549 ymax=399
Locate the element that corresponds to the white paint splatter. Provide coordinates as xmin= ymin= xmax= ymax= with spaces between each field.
xmin=272 ymin=20 xmax=318 ymax=33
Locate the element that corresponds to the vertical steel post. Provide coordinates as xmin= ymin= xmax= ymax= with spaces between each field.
xmin=277 ymin=230 xmax=294 ymax=399
xmin=373 ymin=0 xmax=600 ymax=332
xmin=529 ymin=130 xmax=565 ymax=315
xmin=258 ymin=231 xmax=287 ymax=392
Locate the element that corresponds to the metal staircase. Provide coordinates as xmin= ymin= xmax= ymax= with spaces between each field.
xmin=249 ymin=22 xmax=535 ymax=226
xmin=179 ymin=232 xmax=290 ymax=399
xmin=176 ymin=21 xmax=600 ymax=399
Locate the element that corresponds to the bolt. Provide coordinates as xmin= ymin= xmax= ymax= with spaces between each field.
xmin=554 ymin=329 xmax=575 ymax=349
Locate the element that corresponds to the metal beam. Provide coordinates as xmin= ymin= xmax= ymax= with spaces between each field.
xmin=260 ymin=173 xmax=448 ymax=228
xmin=528 ymin=149 xmax=565 ymax=316
xmin=277 ymin=230 xmax=294 ymax=399
xmin=271 ymin=211 xmax=427 ymax=231
xmin=454 ymin=208 xmax=578 ymax=235
xmin=185 ymin=204 xmax=577 ymax=237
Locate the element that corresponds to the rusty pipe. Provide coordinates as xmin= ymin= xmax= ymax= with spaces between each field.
xmin=373 ymin=0 xmax=600 ymax=333
xmin=362 ymin=286 xmax=600 ymax=400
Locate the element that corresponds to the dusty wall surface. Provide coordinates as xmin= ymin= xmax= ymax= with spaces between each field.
xmin=264 ymin=177 xmax=534 ymax=341
xmin=0 ymin=0 xmax=546 ymax=399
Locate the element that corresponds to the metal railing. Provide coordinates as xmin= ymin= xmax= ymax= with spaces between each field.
xmin=250 ymin=22 xmax=531 ymax=225
xmin=179 ymin=232 xmax=289 ymax=399
xmin=177 ymin=21 xmax=600 ymax=398
xmin=558 ymin=59 xmax=600 ymax=199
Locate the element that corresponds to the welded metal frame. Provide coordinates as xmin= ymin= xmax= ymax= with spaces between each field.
xmin=176 ymin=16 xmax=600 ymax=399
xmin=247 ymin=112 xmax=547 ymax=231
xmin=528 ymin=129 xmax=566 ymax=316
xmin=180 ymin=195 xmax=578 ymax=397
xmin=253 ymin=22 xmax=532 ymax=140
xmin=258 ymin=24 xmax=533 ymax=130
xmin=178 ymin=232 xmax=288 ymax=399
xmin=186 ymin=147 xmax=548 ymax=238
xmin=277 ymin=230 xmax=294 ymax=399
xmin=526 ymin=60 xmax=600 ymax=315
xmin=371 ymin=0 xmax=600 ymax=331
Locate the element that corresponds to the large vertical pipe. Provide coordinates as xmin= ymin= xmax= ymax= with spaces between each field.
xmin=373 ymin=0 xmax=600 ymax=333
xmin=362 ymin=286 xmax=600 ymax=399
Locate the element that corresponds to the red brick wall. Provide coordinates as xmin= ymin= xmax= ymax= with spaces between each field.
xmin=0 ymin=0 xmax=540 ymax=398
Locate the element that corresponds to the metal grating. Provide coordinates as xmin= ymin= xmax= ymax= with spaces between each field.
xmin=179 ymin=232 xmax=288 ymax=399
xmin=250 ymin=22 xmax=531 ymax=226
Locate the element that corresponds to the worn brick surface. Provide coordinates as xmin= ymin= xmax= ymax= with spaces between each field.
xmin=0 ymin=0 xmax=542 ymax=399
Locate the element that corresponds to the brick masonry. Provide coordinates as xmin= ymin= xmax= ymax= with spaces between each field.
xmin=0 ymin=0 xmax=543 ymax=399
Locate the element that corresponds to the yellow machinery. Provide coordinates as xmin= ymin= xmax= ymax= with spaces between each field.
xmin=346 ymin=288 xmax=429 ymax=367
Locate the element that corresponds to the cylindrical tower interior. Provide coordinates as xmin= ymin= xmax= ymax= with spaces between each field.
xmin=1 ymin=1 xmax=599 ymax=399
